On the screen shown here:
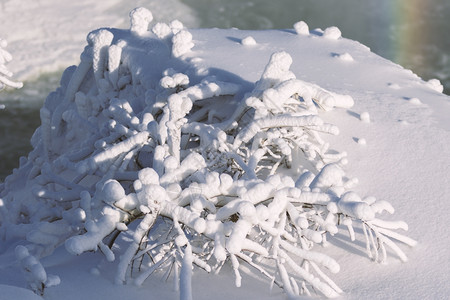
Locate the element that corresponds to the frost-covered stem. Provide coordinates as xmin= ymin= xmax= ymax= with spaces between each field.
xmin=78 ymin=131 xmax=149 ymax=173
xmin=0 ymin=74 xmax=23 ymax=89
xmin=370 ymin=225 xmax=417 ymax=247
xmin=134 ymin=252 xmax=173 ymax=286
xmin=278 ymin=239 xmax=340 ymax=273
xmin=233 ymin=115 xmax=326 ymax=148
xmin=362 ymin=223 xmax=374 ymax=259
xmin=367 ymin=223 xmax=379 ymax=261
xmin=277 ymin=259 xmax=294 ymax=298
xmin=278 ymin=249 xmax=340 ymax=298
xmin=309 ymin=262 xmax=343 ymax=294
xmin=116 ymin=213 xmax=158 ymax=284
xmin=0 ymin=39 xmax=23 ymax=90
xmin=235 ymin=253 xmax=282 ymax=288
xmin=65 ymin=208 xmax=122 ymax=255
xmin=15 ymin=245 xmax=60 ymax=295
xmin=371 ymin=226 xmax=408 ymax=262
xmin=230 ymin=254 xmax=242 ymax=287
xmin=180 ymin=244 xmax=193 ymax=300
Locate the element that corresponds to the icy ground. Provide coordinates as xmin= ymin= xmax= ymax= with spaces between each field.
xmin=1 ymin=8 xmax=450 ymax=300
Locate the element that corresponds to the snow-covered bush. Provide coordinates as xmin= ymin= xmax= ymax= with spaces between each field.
xmin=0 ymin=38 xmax=23 ymax=90
xmin=0 ymin=8 xmax=416 ymax=299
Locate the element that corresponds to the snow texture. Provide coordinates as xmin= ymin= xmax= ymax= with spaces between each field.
xmin=2 ymin=5 xmax=448 ymax=300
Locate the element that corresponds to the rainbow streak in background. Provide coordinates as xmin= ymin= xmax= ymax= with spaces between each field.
xmin=388 ymin=0 xmax=450 ymax=94
xmin=389 ymin=0 xmax=429 ymax=70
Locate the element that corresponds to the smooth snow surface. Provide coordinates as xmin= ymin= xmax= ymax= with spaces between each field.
xmin=0 ymin=284 xmax=44 ymax=300
xmin=1 ymin=8 xmax=450 ymax=300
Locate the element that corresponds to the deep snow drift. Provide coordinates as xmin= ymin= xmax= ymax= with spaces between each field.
xmin=1 ymin=7 xmax=450 ymax=300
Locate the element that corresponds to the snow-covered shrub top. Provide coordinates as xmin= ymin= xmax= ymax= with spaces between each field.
xmin=0 ymin=38 xmax=23 ymax=90
xmin=0 ymin=8 xmax=416 ymax=299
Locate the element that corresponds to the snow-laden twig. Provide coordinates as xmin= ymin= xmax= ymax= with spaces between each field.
xmin=0 ymin=8 xmax=416 ymax=299
xmin=0 ymin=39 xmax=23 ymax=90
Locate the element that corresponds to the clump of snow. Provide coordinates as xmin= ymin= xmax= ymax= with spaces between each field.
xmin=172 ymin=29 xmax=194 ymax=57
xmin=409 ymin=97 xmax=422 ymax=105
xmin=293 ymin=21 xmax=309 ymax=35
xmin=360 ymin=111 xmax=370 ymax=123
xmin=15 ymin=245 xmax=60 ymax=295
xmin=0 ymin=38 xmax=23 ymax=90
xmin=152 ymin=22 xmax=173 ymax=39
xmin=160 ymin=72 xmax=189 ymax=89
xmin=129 ymin=7 xmax=153 ymax=36
xmin=0 ymin=7 xmax=419 ymax=300
xmin=357 ymin=138 xmax=367 ymax=145
xmin=241 ymin=36 xmax=257 ymax=46
xmin=323 ymin=26 xmax=342 ymax=40
xmin=170 ymin=19 xmax=185 ymax=35
xmin=335 ymin=52 xmax=354 ymax=62
xmin=425 ymin=78 xmax=444 ymax=93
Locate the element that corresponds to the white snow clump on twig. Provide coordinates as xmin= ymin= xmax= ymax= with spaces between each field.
xmin=294 ymin=21 xmax=309 ymax=35
xmin=323 ymin=26 xmax=342 ymax=40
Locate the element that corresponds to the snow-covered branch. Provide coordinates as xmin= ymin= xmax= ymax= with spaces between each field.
xmin=0 ymin=39 xmax=23 ymax=90
xmin=0 ymin=8 xmax=416 ymax=299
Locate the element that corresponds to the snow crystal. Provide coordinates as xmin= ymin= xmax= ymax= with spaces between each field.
xmin=323 ymin=26 xmax=342 ymax=40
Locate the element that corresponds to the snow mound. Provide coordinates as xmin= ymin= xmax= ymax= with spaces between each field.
xmin=0 ymin=7 xmax=417 ymax=300
xmin=0 ymin=284 xmax=44 ymax=300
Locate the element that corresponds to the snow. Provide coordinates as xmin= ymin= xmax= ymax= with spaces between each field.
xmin=0 ymin=0 xmax=199 ymax=80
xmin=241 ymin=36 xmax=257 ymax=46
xmin=293 ymin=21 xmax=309 ymax=36
xmin=322 ymin=26 xmax=342 ymax=40
xmin=1 ymin=4 xmax=450 ymax=300
xmin=0 ymin=38 xmax=23 ymax=90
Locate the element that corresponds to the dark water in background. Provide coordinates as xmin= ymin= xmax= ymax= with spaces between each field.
xmin=1 ymin=0 xmax=449 ymax=181
xmin=183 ymin=0 xmax=450 ymax=91
xmin=0 ymin=74 xmax=58 ymax=180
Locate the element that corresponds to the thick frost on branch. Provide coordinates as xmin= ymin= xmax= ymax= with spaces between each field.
xmin=0 ymin=39 xmax=23 ymax=90
xmin=0 ymin=8 xmax=415 ymax=300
